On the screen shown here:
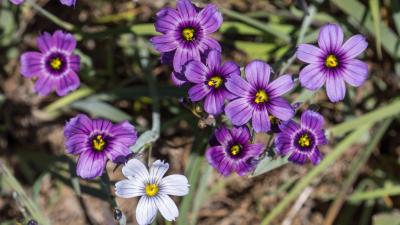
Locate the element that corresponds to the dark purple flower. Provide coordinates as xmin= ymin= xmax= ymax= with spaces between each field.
xmin=10 ymin=0 xmax=76 ymax=6
xmin=20 ymin=30 xmax=80 ymax=96
xmin=64 ymin=114 xmax=137 ymax=179
xmin=275 ymin=110 xmax=327 ymax=165
xmin=296 ymin=23 xmax=368 ymax=102
xmin=150 ymin=0 xmax=222 ymax=72
xmin=206 ymin=126 xmax=264 ymax=176
xmin=225 ymin=60 xmax=295 ymax=133
xmin=183 ymin=49 xmax=240 ymax=115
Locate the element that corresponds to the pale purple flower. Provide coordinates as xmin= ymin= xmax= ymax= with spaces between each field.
xmin=20 ymin=30 xmax=80 ymax=96
xmin=64 ymin=114 xmax=137 ymax=179
xmin=275 ymin=110 xmax=327 ymax=165
xmin=206 ymin=126 xmax=264 ymax=176
xmin=10 ymin=0 xmax=76 ymax=6
xmin=225 ymin=60 xmax=295 ymax=133
xmin=183 ymin=49 xmax=240 ymax=115
xmin=150 ymin=0 xmax=222 ymax=72
xmin=115 ymin=159 xmax=189 ymax=225
xmin=297 ymin=23 xmax=368 ymax=102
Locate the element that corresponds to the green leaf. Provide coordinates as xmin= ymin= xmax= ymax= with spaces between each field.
xmin=44 ymin=87 xmax=94 ymax=113
xmin=71 ymin=99 xmax=132 ymax=122
xmin=252 ymin=156 xmax=288 ymax=177
xmin=369 ymin=0 xmax=382 ymax=59
xmin=373 ymin=213 xmax=400 ymax=225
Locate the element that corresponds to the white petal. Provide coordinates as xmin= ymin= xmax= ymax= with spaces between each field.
xmin=154 ymin=194 xmax=179 ymax=222
xmin=136 ymin=196 xmax=158 ymax=225
xmin=160 ymin=175 xmax=189 ymax=196
xmin=149 ymin=160 xmax=169 ymax=184
xmin=115 ymin=179 xmax=145 ymax=198
xmin=122 ymin=159 xmax=149 ymax=182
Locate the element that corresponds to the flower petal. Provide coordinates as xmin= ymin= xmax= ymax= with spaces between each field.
xmin=76 ymin=151 xmax=106 ymax=179
xmin=300 ymin=110 xmax=324 ymax=131
xmin=34 ymin=75 xmax=55 ymax=96
xmin=115 ymin=179 xmax=145 ymax=198
xmin=275 ymin=132 xmax=295 ymax=156
xmin=53 ymin=30 xmax=76 ymax=53
xmin=69 ymin=54 xmax=80 ymax=72
xmin=296 ymin=44 xmax=324 ymax=64
xmin=245 ymin=60 xmax=270 ymax=89
xmin=150 ymin=34 xmax=179 ymax=53
xmin=54 ymin=70 xmax=80 ymax=96
xmin=110 ymin=121 xmax=137 ymax=147
xmin=64 ymin=114 xmax=92 ymax=138
xmin=122 ymin=159 xmax=150 ymax=182
xmin=171 ymin=71 xmax=188 ymax=86
xmin=326 ymin=73 xmax=346 ymax=102
xmin=59 ymin=0 xmax=76 ymax=6
xmin=318 ymin=23 xmax=344 ymax=53
xmin=215 ymin=126 xmax=232 ymax=146
xmin=204 ymin=91 xmax=224 ymax=115
xmin=267 ymin=97 xmax=295 ymax=121
xmin=342 ymin=59 xmax=368 ymax=87
xmin=206 ymin=49 xmax=221 ymax=71
xmin=252 ymin=108 xmax=271 ymax=133
xmin=225 ymin=98 xmax=253 ymax=126
xmin=160 ymin=174 xmax=189 ymax=196
xmin=288 ymin=151 xmax=308 ymax=165
xmin=149 ymin=160 xmax=169 ymax=184
xmin=231 ymin=126 xmax=250 ymax=144
xmin=184 ymin=60 xmax=208 ymax=83
xmin=188 ymin=83 xmax=210 ymax=101
xmin=267 ymin=74 xmax=294 ymax=98
xmin=197 ymin=4 xmax=223 ymax=34
xmin=309 ymin=148 xmax=323 ymax=165
xmin=177 ymin=0 xmax=197 ymax=20
xmin=37 ymin=32 xmax=54 ymax=52
xmin=339 ymin=34 xmax=368 ymax=59
xmin=299 ymin=64 xmax=327 ymax=91
xmin=136 ymin=197 xmax=158 ymax=225
xmin=173 ymin=47 xmax=201 ymax=72
xmin=205 ymin=146 xmax=226 ymax=169
xmin=225 ymin=75 xmax=251 ymax=98
xmin=220 ymin=61 xmax=240 ymax=77
xmin=245 ymin=143 xmax=264 ymax=157
xmin=198 ymin=37 xmax=221 ymax=52
xmin=154 ymin=194 xmax=179 ymax=222
xmin=155 ymin=7 xmax=180 ymax=33
xmin=20 ymin=52 xmax=43 ymax=78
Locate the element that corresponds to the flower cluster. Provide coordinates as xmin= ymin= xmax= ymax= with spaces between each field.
xmin=11 ymin=0 xmax=76 ymax=6
xmin=151 ymin=0 xmax=368 ymax=176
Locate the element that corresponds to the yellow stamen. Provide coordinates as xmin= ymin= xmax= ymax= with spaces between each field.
xmin=254 ymin=90 xmax=268 ymax=104
xmin=230 ymin=145 xmax=241 ymax=156
xmin=50 ymin=57 xmax=62 ymax=70
xmin=145 ymin=183 xmax=159 ymax=197
xmin=207 ymin=76 xmax=223 ymax=88
xmin=298 ymin=134 xmax=311 ymax=147
xmin=182 ymin=28 xmax=195 ymax=41
xmin=92 ymin=135 xmax=106 ymax=151
xmin=325 ymin=54 xmax=339 ymax=68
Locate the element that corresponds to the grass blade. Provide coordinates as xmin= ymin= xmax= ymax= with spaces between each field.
xmin=369 ymin=0 xmax=382 ymax=59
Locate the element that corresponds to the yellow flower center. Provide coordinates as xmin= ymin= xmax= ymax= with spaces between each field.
xmin=182 ymin=27 xmax=195 ymax=41
xmin=207 ymin=76 xmax=223 ymax=88
xmin=50 ymin=57 xmax=63 ymax=70
xmin=254 ymin=90 xmax=268 ymax=104
xmin=92 ymin=135 xmax=106 ymax=151
xmin=230 ymin=144 xmax=241 ymax=156
xmin=269 ymin=115 xmax=280 ymax=125
xmin=298 ymin=134 xmax=311 ymax=147
xmin=325 ymin=54 xmax=339 ymax=68
xmin=145 ymin=183 xmax=159 ymax=197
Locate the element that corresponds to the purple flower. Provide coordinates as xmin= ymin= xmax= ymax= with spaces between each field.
xmin=64 ymin=114 xmax=137 ymax=179
xmin=225 ymin=60 xmax=295 ymax=133
xmin=205 ymin=126 xmax=264 ymax=176
xmin=275 ymin=110 xmax=327 ymax=165
xmin=296 ymin=23 xmax=368 ymax=102
xmin=20 ymin=30 xmax=80 ymax=96
xmin=10 ymin=0 xmax=76 ymax=6
xmin=150 ymin=0 xmax=223 ymax=72
xmin=183 ymin=50 xmax=240 ymax=115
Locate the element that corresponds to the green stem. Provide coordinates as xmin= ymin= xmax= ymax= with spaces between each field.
xmin=26 ymin=0 xmax=75 ymax=31
xmin=100 ymin=172 xmax=127 ymax=225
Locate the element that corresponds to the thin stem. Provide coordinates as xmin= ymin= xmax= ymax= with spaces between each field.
xmin=26 ymin=0 xmax=75 ymax=31
xmin=100 ymin=172 xmax=127 ymax=225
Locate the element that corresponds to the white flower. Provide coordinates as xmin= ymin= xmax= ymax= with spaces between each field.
xmin=115 ymin=159 xmax=189 ymax=225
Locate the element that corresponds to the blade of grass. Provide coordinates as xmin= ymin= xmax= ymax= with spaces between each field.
xmin=369 ymin=0 xmax=382 ymax=59
xmin=323 ymin=118 xmax=392 ymax=225
xmin=71 ymin=99 xmax=132 ymax=122
xmin=260 ymin=123 xmax=373 ymax=225
xmin=348 ymin=185 xmax=400 ymax=202
xmin=43 ymin=87 xmax=94 ymax=113
xmin=189 ymin=163 xmax=212 ymax=225
xmin=329 ymin=98 xmax=400 ymax=136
